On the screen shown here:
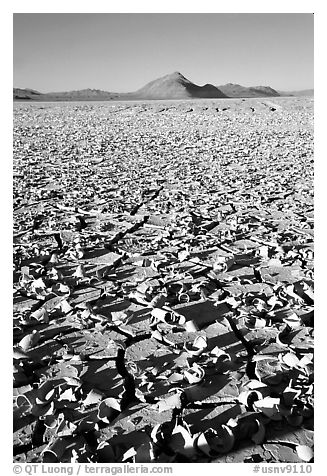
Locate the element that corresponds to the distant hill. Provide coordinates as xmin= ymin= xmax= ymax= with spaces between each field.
xmin=133 ymin=72 xmax=226 ymax=99
xmin=45 ymin=88 xmax=120 ymax=99
xmin=14 ymin=73 xmax=311 ymax=101
xmin=13 ymin=88 xmax=42 ymax=100
xmin=13 ymin=87 xmax=120 ymax=101
xmin=278 ymin=89 xmax=314 ymax=97
xmin=218 ymin=83 xmax=280 ymax=98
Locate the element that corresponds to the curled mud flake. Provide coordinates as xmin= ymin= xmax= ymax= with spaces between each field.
xmin=73 ymin=264 xmax=87 ymax=278
xmin=149 ymin=293 xmax=167 ymax=309
xmin=42 ymin=414 xmax=58 ymax=429
xmin=281 ymin=352 xmax=301 ymax=368
xmin=31 ymin=400 xmax=55 ymax=417
xmin=51 ymin=282 xmax=71 ymax=296
xmin=151 ymin=307 xmax=186 ymax=326
xmin=150 ymin=421 xmax=175 ymax=447
xmin=18 ymin=330 xmax=40 ymax=351
xmin=296 ymin=444 xmax=314 ymax=462
xmin=168 ymin=372 xmax=184 ymax=384
xmin=121 ymin=447 xmax=137 ymax=462
xmin=184 ymin=335 xmax=207 ymax=356
xmin=238 ymin=389 xmax=265 ymax=408
xmin=184 ymin=320 xmax=199 ymax=332
xmin=183 ymin=363 xmax=205 ymax=384
xmin=178 ymin=249 xmax=190 ymax=262
xmin=156 ymin=391 xmax=184 ymax=413
xmin=283 ymin=313 xmax=302 ymax=329
xmin=42 ymin=437 xmax=68 ymax=463
xmin=193 ymin=335 xmax=207 ymax=350
xmin=56 ymin=419 xmax=78 ymax=437
xmin=97 ymin=397 xmax=121 ymax=423
xmin=151 ymin=307 xmax=169 ymax=323
xmin=253 ymin=397 xmax=281 ymax=419
xmin=282 ymin=386 xmax=301 ymax=407
xmin=110 ymin=310 xmax=131 ymax=325
xmin=194 ymin=431 xmax=212 ymax=456
xmin=178 ymin=292 xmax=190 ymax=303
xmin=251 ymin=419 xmax=266 ymax=444
xmin=82 ymin=388 xmax=105 ymax=407
xmin=59 ymin=299 xmax=73 ymax=314
xmin=210 ymin=346 xmax=231 ymax=363
xmin=196 ymin=425 xmax=235 ymax=455
xmin=58 ymin=387 xmax=76 ymax=402
xmin=254 ymin=356 xmax=284 ymax=385
xmin=97 ymin=441 xmax=115 ymax=463
xmin=15 ymin=392 xmax=34 ymax=413
xmin=30 ymin=307 xmax=49 ymax=323
xmin=276 ymin=325 xmax=292 ymax=347
xmin=151 ymin=329 xmax=164 ymax=342
xmin=169 ymin=424 xmax=195 ymax=458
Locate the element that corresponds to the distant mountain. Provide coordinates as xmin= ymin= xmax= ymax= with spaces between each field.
xmin=278 ymin=89 xmax=314 ymax=97
xmin=13 ymin=88 xmax=42 ymax=100
xmin=13 ymin=88 xmax=120 ymax=101
xmin=218 ymin=83 xmax=280 ymax=98
xmin=134 ymin=72 xmax=227 ymax=99
xmin=45 ymin=88 xmax=119 ymax=99
xmin=14 ymin=73 xmax=308 ymax=101
xmin=250 ymin=86 xmax=280 ymax=96
xmin=13 ymin=72 xmax=226 ymax=101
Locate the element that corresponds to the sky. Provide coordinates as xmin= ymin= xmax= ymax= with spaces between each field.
xmin=13 ymin=13 xmax=314 ymax=92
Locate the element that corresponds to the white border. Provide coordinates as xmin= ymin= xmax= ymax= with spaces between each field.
xmin=3 ymin=1 xmax=323 ymax=474
xmin=9 ymin=1 xmax=316 ymax=14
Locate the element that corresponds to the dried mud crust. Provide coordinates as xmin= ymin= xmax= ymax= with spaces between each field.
xmin=13 ymin=97 xmax=313 ymax=463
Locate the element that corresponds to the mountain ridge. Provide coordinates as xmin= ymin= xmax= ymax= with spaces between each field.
xmin=13 ymin=72 xmax=313 ymax=101
xmin=134 ymin=71 xmax=227 ymax=99
xmin=277 ymin=89 xmax=314 ymax=97
xmin=217 ymin=83 xmax=280 ymax=98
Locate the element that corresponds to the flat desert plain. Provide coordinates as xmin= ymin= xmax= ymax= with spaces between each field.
xmin=13 ymin=97 xmax=314 ymax=463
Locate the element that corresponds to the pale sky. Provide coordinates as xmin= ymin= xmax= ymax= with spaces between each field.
xmin=13 ymin=13 xmax=314 ymax=92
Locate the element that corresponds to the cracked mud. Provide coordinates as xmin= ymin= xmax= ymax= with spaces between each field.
xmin=13 ymin=98 xmax=313 ymax=463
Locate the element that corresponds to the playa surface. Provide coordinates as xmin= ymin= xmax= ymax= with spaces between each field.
xmin=13 ymin=97 xmax=314 ymax=463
